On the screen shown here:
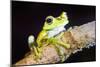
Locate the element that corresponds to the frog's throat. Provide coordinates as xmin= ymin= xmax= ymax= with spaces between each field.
xmin=47 ymin=25 xmax=66 ymax=38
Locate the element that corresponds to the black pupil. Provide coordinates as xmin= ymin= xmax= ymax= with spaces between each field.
xmin=46 ymin=18 xmax=52 ymax=23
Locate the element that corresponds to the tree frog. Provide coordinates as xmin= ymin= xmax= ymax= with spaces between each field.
xmin=28 ymin=12 xmax=70 ymax=62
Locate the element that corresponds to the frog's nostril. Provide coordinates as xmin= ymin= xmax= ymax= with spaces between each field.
xmin=46 ymin=18 xmax=53 ymax=24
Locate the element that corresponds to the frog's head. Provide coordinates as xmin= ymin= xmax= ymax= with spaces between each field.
xmin=43 ymin=12 xmax=69 ymax=30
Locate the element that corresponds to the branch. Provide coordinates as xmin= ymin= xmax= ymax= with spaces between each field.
xmin=15 ymin=21 xmax=96 ymax=65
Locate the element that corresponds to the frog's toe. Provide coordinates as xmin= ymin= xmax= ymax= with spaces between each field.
xmin=59 ymin=48 xmax=66 ymax=62
xmin=37 ymin=47 xmax=43 ymax=58
xmin=60 ymin=55 xmax=66 ymax=62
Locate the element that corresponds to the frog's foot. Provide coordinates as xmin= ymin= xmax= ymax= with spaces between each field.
xmin=54 ymin=44 xmax=66 ymax=62
xmin=55 ymin=41 xmax=70 ymax=62
xmin=33 ymin=46 xmax=44 ymax=60
xmin=28 ymin=35 xmax=42 ymax=60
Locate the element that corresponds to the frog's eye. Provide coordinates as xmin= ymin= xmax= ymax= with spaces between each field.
xmin=46 ymin=17 xmax=53 ymax=24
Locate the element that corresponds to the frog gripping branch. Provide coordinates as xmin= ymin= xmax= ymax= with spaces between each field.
xmin=28 ymin=12 xmax=71 ymax=62
xmin=15 ymin=19 xmax=95 ymax=65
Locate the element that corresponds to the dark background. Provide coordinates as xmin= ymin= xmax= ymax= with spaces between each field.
xmin=12 ymin=1 xmax=96 ymax=64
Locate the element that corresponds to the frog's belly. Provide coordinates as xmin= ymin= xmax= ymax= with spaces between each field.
xmin=48 ymin=26 xmax=66 ymax=38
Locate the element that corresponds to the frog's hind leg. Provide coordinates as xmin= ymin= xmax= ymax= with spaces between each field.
xmin=56 ymin=32 xmax=70 ymax=49
xmin=54 ymin=41 xmax=70 ymax=62
xmin=32 ymin=42 xmax=43 ymax=59
xmin=56 ymin=41 xmax=70 ymax=49
xmin=47 ymin=37 xmax=68 ymax=62
xmin=33 ymin=46 xmax=40 ymax=58
xmin=54 ymin=44 xmax=66 ymax=62
xmin=28 ymin=35 xmax=41 ymax=60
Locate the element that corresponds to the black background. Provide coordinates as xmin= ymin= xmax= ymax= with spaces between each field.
xmin=12 ymin=1 xmax=96 ymax=64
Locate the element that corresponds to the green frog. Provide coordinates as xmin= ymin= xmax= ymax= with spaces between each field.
xmin=28 ymin=12 xmax=70 ymax=62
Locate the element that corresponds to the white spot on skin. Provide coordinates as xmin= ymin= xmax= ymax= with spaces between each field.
xmin=28 ymin=35 xmax=35 ymax=44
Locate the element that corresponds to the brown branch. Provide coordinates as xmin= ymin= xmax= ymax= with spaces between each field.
xmin=14 ymin=21 xmax=96 ymax=65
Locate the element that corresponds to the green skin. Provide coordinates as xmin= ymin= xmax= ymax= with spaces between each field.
xmin=28 ymin=12 xmax=70 ymax=62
